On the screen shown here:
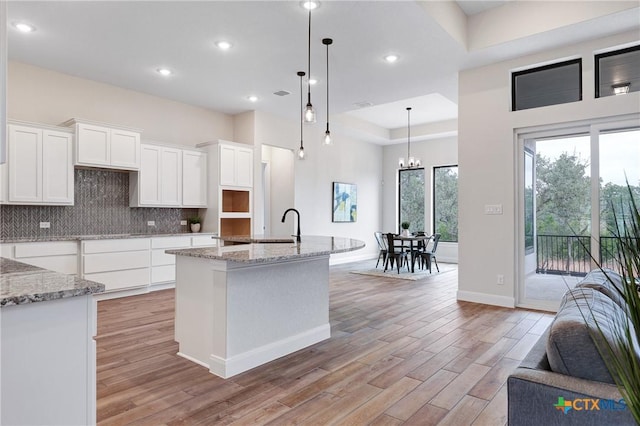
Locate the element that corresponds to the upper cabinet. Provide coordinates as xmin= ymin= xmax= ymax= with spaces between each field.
xmin=182 ymin=149 xmax=207 ymax=207
xmin=130 ymin=143 xmax=206 ymax=208
xmin=6 ymin=123 xmax=74 ymax=205
xmin=219 ymin=144 xmax=253 ymax=188
xmin=62 ymin=119 xmax=141 ymax=170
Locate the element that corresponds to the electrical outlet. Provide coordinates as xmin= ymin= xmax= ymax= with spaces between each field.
xmin=180 ymin=220 xmax=187 ymax=226
xmin=484 ymin=204 xmax=503 ymax=215
xmin=497 ymin=274 xmax=504 ymax=285
xmin=39 ymin=222 xmax=50 ymax=229
xmin=147 ymin=221 xmax=156 ymax=227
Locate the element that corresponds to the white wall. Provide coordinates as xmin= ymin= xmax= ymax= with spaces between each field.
xmin=458 ymin=30 xmax=640 ymax=308
xmin=382 ymin=136 xmax=459 ymax=263
xmin=252 ymin=110 xmax=383 ymax=263
xmin=260 ymin=144 xmax=294 ymax=237
xmin=8 ymin=61 xmax=234 ymax=146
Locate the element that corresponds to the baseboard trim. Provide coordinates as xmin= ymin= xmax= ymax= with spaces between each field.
xmin=177 ymin=352 xmax=209 ymax=369
xmin=457 ymin=290 xmax=515 ymax=308
xmin=208 ymin=323 xmax=331 ymax=378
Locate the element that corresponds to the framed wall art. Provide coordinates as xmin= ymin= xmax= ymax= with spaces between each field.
xmin=332 ymin=182 xmax=357 ymax=222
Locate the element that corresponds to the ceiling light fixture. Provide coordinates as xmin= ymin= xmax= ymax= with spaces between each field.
xmin=156 ymin=68 xmax=172 ymax=76
xmin=215 ymin=41 xmax=232 ymax=50
xmin=303 ymin=6 xmax=316 ymax=123
xmin=301 ymin=1 xmax=319 ymax=10
xmin=308 ymin=78 xmax=317 ymax=85
xmin=322 ymin=38 xmax=333 ymax=146
xmin=247 ymin=95 xmax=258 ymax=102
xmin=398 ymin=107 xmax=420 ymax=169
xmin=297 ymin=71 xmax=306 ymax=160
xmin=612 ymin=82 xmax=630 ymax=95
xmin=13 ymin=22 xmax=35 ymax=33
xmin=384 ymin=54 xmax=399 ymax=63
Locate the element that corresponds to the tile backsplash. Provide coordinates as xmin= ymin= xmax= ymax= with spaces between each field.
xmin=1 ymin=169 xmax=199 ymax=239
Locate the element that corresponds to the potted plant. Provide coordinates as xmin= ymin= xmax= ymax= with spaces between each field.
xmin=401 ymin=221 xmax=410 ymax=237
xmin=188 ymin=216 xmax=201 ymax=233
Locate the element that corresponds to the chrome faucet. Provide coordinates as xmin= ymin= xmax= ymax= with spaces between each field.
xmin=281 ymin=208 xmax=301 ymax=243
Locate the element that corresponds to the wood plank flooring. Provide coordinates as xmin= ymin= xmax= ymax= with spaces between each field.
xmin=96 ymin=261 xmax=553 ymax=425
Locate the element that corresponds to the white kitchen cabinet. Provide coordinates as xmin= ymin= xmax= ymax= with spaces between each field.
xmin=7 ymin=123 xmax=74 ymax=205
xmin=219 ymin=143 xmax=253 ymax=188
xmin=81 ymin=238 xmax=150 ymax=292
xmin=63 ymin=119 xmax=141 ymax=170
xmin=182 ymin=149 xmax=207 ymax=207
xmin=130 ymin=144 xmax=182 ymax=207
xmin=0 ymin=158 xmax=7 ymax=204
xmin=0 ymin=241 xmax=79 ymax=275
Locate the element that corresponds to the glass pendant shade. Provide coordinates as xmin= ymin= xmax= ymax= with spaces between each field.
xmin=304 ymin=102 xmax=316 ymax=123
xmin=298 ymin=146 xmax=305 ymax=160
xmin=398 ymin=157 xmax=405 ymax=168
xmin=323 ymin=130 xmax=332 ymax=145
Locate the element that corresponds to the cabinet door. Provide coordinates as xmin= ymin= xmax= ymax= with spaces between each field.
xmin=235 ymin=147 xmax=253 ymax=188
xmin=42 ymin=130 xmax=74 ymax=204
xmin=76 ymin=124 xmax=110 ymax=166
xmin=110 ymin=129 xmax=140 ymax=170
xmin=161 ymin=147 xmax=181 ymax=206
xmin=219 ymin=145 xmax=236 ymax=186
xmin=182 ymin=150 xmax=207 ymax=207
xmin=8 ymin=125 xmax=42 ymax=203
xmin=0 ymin=161 xmax=7 ymax=204
xmin=139 ymin=145 xmax=162 ymax=205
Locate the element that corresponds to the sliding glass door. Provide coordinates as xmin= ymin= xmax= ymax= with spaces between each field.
xmin=518 ymin=119 xmax=640 ymax=310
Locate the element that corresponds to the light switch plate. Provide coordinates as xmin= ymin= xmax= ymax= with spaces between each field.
xmin=39 ymin=222 xmax=50 ymax=229
xmin=147 ymin=221 xmax=155 ymax=226
xmin=484 ymin=204 xmax=503 ymax=215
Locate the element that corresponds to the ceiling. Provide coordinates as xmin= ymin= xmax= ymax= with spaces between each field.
xmin=6 ymin=1 xmax=640 ymax=143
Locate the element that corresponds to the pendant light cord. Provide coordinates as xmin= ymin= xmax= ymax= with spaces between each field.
xmin=307 ymin=8 xmax=312 ymax=104
xmin=298 ymin=71 xmax=305 ymax=147
xmin=326 ymin=41 xmax=329 ymax=131
xmin=407 ymin=107 xmax=411 ymax=161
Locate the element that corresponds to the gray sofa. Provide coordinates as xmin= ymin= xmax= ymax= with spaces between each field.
xmin=508 ymin=269 xmax=638 ymax=425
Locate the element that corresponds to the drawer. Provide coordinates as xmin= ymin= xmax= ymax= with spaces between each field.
xmin=191 ymin=235 xmax=217 ymax=247
xmin=22 ymin=255 xmax=78 ymax=275
xmin=152 ymin=249 xmax=177 ymax=266
xmin=151 ymin=265 xmax=175 ymax=284
xmin=14 ymin=241 xmax=78 ymax=258
xmin=0 ymin=244 xmax=14 ymax=259
xmin=83 ymin=250 xmax=149 ymax=274
xmin=151 ymin=236 xmax=191 ymax=249
xmin=82 ymin=238 xmax=150 ymax=254
xmin=84 ymin=268 xmax=149 ymax=291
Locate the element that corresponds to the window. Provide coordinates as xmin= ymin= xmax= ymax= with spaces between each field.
xmin=595 ymin=45 xmax=640 ymax=98
xmin=433 ymin=165 xmax=458 ymax=242
xmin=512 ymin=59 xmax=582 ymax=111
xmin=398 ymin=168 xmax=424 ymax=233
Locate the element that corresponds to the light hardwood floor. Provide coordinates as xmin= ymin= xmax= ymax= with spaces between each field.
xmin=96 ymin=261 xmax=553 ymax=425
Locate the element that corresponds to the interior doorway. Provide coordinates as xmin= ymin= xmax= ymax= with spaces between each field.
xmin=261 ymin=145 xmax=294 ymax=237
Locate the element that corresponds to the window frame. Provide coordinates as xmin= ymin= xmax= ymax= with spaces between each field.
xmin=397 ymin=167 xmax=425 ymax=234
xmin=432 ymin=164 xmax=459 ymax=243
xmin=594 ymin=44 xmax=640 ymax=98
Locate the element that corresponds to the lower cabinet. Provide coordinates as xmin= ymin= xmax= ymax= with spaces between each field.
xmin=81 ymin=238 xmax=151 ymax=292
xmin=1 ymin=241 xmax=78 ymax=275
xmin=150 ymin=235 xmax=216 ymax=286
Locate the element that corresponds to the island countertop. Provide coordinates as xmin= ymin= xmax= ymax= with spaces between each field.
xmin=166 ymin=235 xmax=365 ymax=264
xmin=0 ymin=258 xmax=105 ymax=307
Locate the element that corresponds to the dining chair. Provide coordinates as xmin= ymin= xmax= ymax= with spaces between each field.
xmin=374 ymin=231 xmax=388 ymax=268
xmin=384 ymin=233 xmax=408 ymax=273
xmin=418 ymin=233 xmax=441 ymax=273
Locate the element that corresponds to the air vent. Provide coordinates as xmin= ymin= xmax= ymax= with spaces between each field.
xmin=354 ymin=101 xmax=373 ymax=108
xmin=273 ymin=90 xmax=291 ymax=96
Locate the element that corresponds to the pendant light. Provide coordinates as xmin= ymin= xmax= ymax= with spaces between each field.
xmin=322 ymin=38 xmax=333 ymax=145
xmin=297 ymin=71 xmax=306 ymax=160
xmin=303 ymin=6 xmax=316 ymax=123
xmin=398 ymin=107 xmax=420 ymax=168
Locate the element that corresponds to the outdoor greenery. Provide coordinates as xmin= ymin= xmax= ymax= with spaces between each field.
xmin=399 ymin=169 xmax=425 ymax=233
xmin=433 ymin=166 xmax=458 ymax=242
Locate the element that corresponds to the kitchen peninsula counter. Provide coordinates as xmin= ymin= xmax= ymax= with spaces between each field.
xmin=169 ymin=235 xmax=364 ymax=378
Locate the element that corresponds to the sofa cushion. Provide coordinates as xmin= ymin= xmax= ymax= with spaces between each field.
xmin=576 ymin=268 xmax=627 ymax=311
xmin=546 ymin=287 xmax=640 ymax=384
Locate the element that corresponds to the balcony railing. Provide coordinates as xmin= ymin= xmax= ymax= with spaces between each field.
xmin=536 ymin=234 xmax=625 ymax=276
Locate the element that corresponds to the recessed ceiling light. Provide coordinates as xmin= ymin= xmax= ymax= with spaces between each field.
xmin=156 ymin=68 xmax=172 ymax=76
xmin=13 ymin=22 xmax=36 ymax=33
xmin=216 ymin=41 xmax=232 ymax=50
xmin=247 ymin=95 xmax=258 ymax=102
xmin=301 ymin=1 xmax=319 ymax=10
xmin=384 ymin=54 xmax=399 ymax=63
xmin=308 ymin=78 xmax=317 ymax=85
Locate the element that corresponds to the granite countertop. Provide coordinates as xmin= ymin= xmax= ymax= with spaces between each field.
xmin=1 ymin=232 xmax=216 ymax=244
xmin=167 ymin=235 xmax=365 ymax=264
xmin=0 ymin=258 xmax=105 ymax=307
xmin=214 ymin=234 xmax=296 ymax=244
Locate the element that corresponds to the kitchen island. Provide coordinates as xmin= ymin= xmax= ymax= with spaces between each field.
xmin=0 ymin=258 xmax=105 ymax=425
xmin=167 ymin=235 xmax=364 ymax=378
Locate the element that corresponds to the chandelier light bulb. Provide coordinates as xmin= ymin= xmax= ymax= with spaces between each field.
xmin=323 ymin=130 xmax=332 ymax=146
xmin=399 ymin=158 xmax=405 ymax=168
xmin=304 ymin=104 xmax=316 ymax=123
xmin=298 ymin=146 xmax=305 ymax=160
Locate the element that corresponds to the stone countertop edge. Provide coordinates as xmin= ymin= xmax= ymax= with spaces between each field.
xmin=0 ymin=258 xmax=105 ymax=307
xmin=1 ymin=232 xmax=217 ymax=244
xmin=166 ymin=236 xmax=366 ymax=264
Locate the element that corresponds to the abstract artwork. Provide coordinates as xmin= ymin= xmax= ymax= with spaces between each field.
xmin=332 ymin=182 xmax=357 ymax=222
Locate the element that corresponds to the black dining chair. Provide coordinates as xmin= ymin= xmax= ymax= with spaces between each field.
xmin=374 ymin=231 xmax=388 ymax=268
xmin=418 ymin=233 xmax=441 ymax=273
xmin=384 ymin=233 xmax=408 ymax=273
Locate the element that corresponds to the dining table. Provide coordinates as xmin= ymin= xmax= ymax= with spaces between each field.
xmin=394 ymin=234 xmax=432 ymax=273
